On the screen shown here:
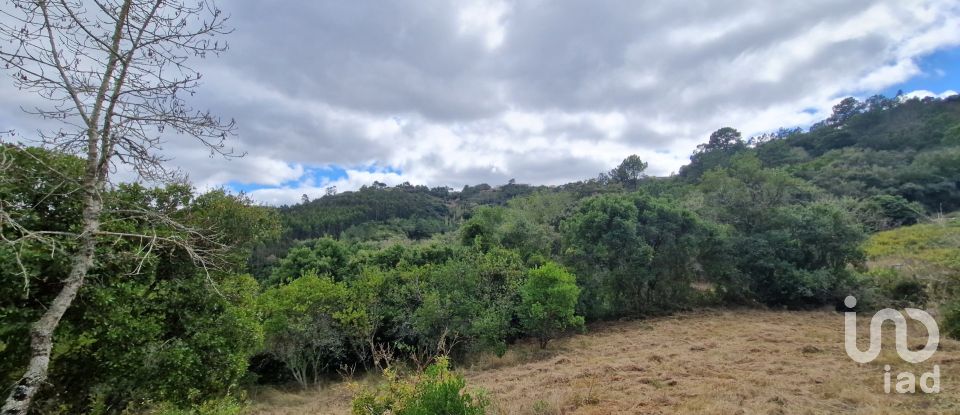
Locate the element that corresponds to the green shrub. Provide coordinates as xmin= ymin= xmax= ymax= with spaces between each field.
xmin=406 ymin=246 xmax=526 ymax=359
xmin=942 ymin=300 xmax=960 ymax=340
xmin=139 ymin=395 xmax=246 ymax=415
xmin=561 ymin=193 xmax=713 ymax=318
xmin=519 ymin=262 xmax=584 ymax=349
xmin=833 ymin=272 xmax=882 ymax=311
xmin=887 ymin=279 xmax=928 ymax=307
xmin=258 ymin=272 xmax=348 ymax=388
xmin=865 ymin=268 xmax=929 ymax=308
xmin=857 ymin=194 xmax=924 ymax=231
xmin=351 ymin=357 xmax=488 ymax=415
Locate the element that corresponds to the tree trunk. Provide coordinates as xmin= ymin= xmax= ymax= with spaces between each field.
xmin=2 ymin=190 xmax=102 ymax=415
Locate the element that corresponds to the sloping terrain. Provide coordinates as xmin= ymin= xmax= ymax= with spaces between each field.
xmin=864 ymin=216 xmax=960 ymax=303
xmin=249 ymin=310 xmax=960 ymax=414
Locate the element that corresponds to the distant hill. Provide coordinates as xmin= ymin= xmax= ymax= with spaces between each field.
xmin=248 ymin=181 xmax=547 ymax=275
xmin=683 ymin=95 xmax=960 ymax=211
xmin=254 ymin=94 xmax=960 ymax=276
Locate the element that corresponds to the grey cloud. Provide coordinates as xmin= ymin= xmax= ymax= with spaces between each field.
xmin=501 ymin=153 xmax=610 ymax=185
xmin=424 ymin=153 xmax=608 ymax=190
xmin=219 ymin=1 xmax=503 ymax=121
xmin=498 ymin=0 xmax=881 ymax=114
xmin=3 ymin=0 xmax=959 ymax=204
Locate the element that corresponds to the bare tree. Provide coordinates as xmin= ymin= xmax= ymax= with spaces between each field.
xmin=0 ymin=1 xmax=235 ymax=413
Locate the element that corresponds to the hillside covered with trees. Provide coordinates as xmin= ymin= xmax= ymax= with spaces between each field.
xmin=4 ymin=91 xmax=960 ymax=414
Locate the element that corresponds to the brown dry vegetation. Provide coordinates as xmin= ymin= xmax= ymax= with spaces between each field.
xmin=248 ymin=309 xmax=960 ymax=414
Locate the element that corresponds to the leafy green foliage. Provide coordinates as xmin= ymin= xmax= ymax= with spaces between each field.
xmin=606 ymin=155 xmax=648 ymax=189
xmin=249 ymin=180 xmax=550 ymax=277
xmin=351 ymin=357 xmax=488 ymax=415
xmin=460 ymin=206 xmax=554 ymax=261
xmin=561 ymin=192 xmax=715 ymax=318
xmin=56 ymin=273 xmax=263 ymax=411
xmin=259 ymin=273 xmax=349 ymax=388
xmin=776 ymin=96 xmax=960 ymax=211
xmin=942 ymin=299 xmax=960 ymax=341
xmin=677 ymin=96 xmax=960 ymax=212
xmin=267 ymin=237 xmax=356 ymax=285
xmin=0 ymin=146 xmax=273 ymax=413
xmin=734 ymin=201 xmax=865 ymax=307
xmin=855 ymin=194 xmax=924 ymax=232
xmin=457 ymin=181 xmax=543 ymax=207
xmin=519 ymin=262 xmax=584 ymax=348
xmin=863 ymin=217 xmax=960 ymax=302
xmin=187 ymin=190 xmax=282 ymax=273
xmin=142 ymin=395 xmax=247 ymax=415
xmin=561 ymin=193 xmax=647 ymax=318
xmin=696 ymin=154 xmax=866 ymax=307
xmin=506 ymin=190 xmax=577 ymax=227
xmin=679 ymin=127 xmax=748 ymax=180
xmin=8 ymin=92 xmax=960 ymax=412
xmin=408 ymin=247 xmax=526 ymax=357
xmin=697 ymin=153 xmax=819 ymax=231
xmin=281 ymin=185 xmax=450 ymax=240
xmin=249 ymin=242 xmax=532 ymax=384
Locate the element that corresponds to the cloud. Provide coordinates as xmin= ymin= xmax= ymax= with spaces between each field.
xmin=4 ymin=0 xmax=960 ymax=205
xmin=903 ymin=89 xmax=959 ymax=99
xmin=458 ymin=0 xmax=510 ymax=50
xmin=246 ymin=167 xmax=410 ymax=206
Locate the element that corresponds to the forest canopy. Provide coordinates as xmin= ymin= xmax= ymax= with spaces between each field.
xmin=3 ymin=94 xmax=960 ymax=413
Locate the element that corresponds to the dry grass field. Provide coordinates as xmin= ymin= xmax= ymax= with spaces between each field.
xmin=248 ymin=309 xmax=960 ymax=414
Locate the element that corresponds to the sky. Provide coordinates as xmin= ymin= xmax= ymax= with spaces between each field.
xmin=3 ymin=0 xmax=960 ymax=205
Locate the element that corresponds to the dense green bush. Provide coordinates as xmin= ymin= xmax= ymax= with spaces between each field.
xmin=696 ymin=154 xmax=867 ymax=308
xmin=1 ymin=146 xmax=279 ymax=413
xmin=142 ymin=395 xmax=246 ymax=415
xmin=518 ymin=262 xmax=584 ymax=348
xmin=561 ymin=192 xmax=715 ymax=318
xmin=675 ymin=96 xmax=960 ymax=212
xmin=407 ymin=247 xmax=526 ymax=358
xmin=351 ymin=357 xmax=488 ymax=415
xmin=259 ymin=273 xmax=349 ymax=388
xmin=459 ymin=206 xmax=555 ymax=261
xmin=679 ymin=127 xmax=748 ymax=181
xmin=856 ymin=195 xmax=925 ymax=231
xmin=942 ymin=298 xmax=960 ymax=340
xmin=863 ymin=268 xmax=929 ymax=308
xmin=266 ymin=237 xmax=356 ymax=285
xmin=252 ymin=243 xmax=532 ymax=384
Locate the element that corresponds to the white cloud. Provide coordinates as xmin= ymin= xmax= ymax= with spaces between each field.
xmin=246 ymin=168 xmax=412 ymax=205
xmin=458 ymin=0 xmax=510 ymax=50
xmin=903 ymin=89 xmax=959 ymax=100
xmin=5 ymin=0 xmax=960 ymax=205
xmin=855 ymin=60 xmax=921 ymax=91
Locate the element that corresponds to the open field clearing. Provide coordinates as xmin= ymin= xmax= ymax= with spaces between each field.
xmin=249 ymin=309 xmax=960 ymax=415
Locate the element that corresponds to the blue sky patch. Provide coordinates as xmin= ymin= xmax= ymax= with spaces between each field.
xmin=884 ymin=48 xmax=960 ymax=97
xmin=227 ymin=164 xmax=402 ymax=194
